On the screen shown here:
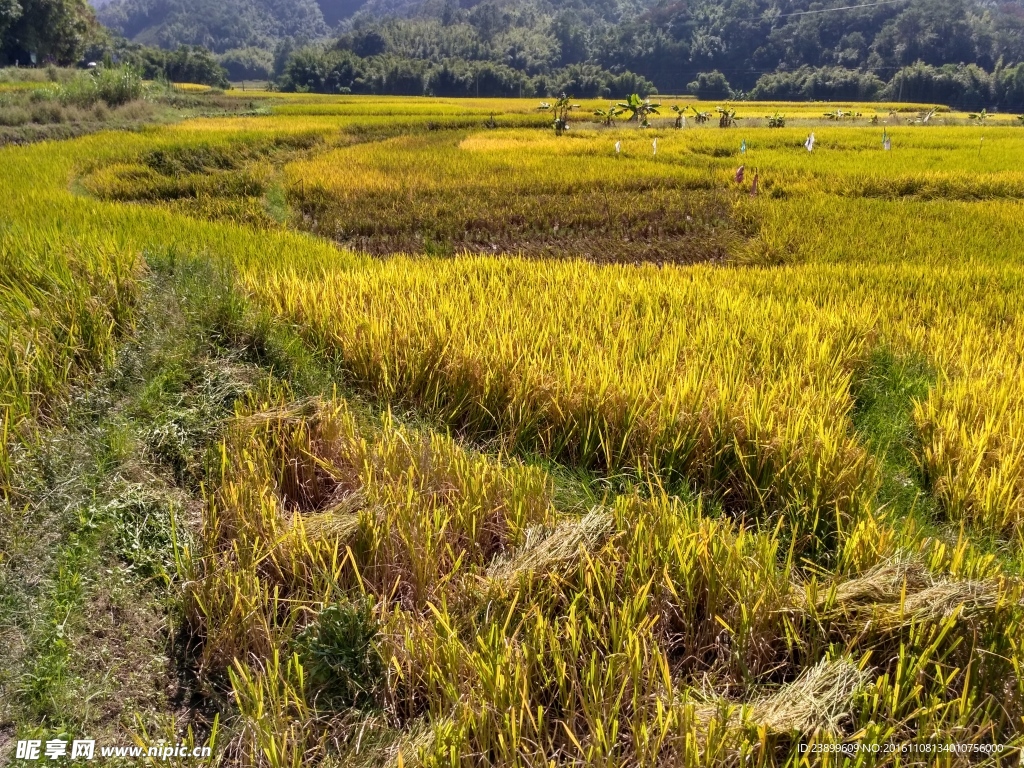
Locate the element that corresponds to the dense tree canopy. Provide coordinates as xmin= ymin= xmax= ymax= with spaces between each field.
xmin=7 ymin=0 xmax=1018 ymax=104
xmin=1 ymin=0 xmax=98 ymax=64
xmin=267 ymin=0 xmax=1024 ymax=105
xmin=97 ymin=0 xmax=328 ymax=52
xmin=329 ymin=0 xmax=1024 ymax=93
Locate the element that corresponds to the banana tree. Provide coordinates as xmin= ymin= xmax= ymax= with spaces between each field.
xmin=716 ymin=105 xmax=739 ymax=128
xmin=689 ymin=106 xmax=712 ymax=124
xmin=617 ymin=93 xmax=661 ymax=127
xmin=968 ymin=108 xmax=988 ymax=122
xmin=551 ymin=93 xmax=580 ymax=135
xmin=671 ymin=104 xmax=685 ymax=128
xmin=594 ymin=104 xmax=625 ymax=126
xmin=766 ymin=112 xmax=785 ymax=128
xmin=823 ymin=109 xmax=862 ymax=120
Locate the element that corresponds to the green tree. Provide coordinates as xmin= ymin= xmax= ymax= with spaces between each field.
xmin=219 ymin=46 xmax=273 ymax=81
xmin=2 ymin=0 xmax=98 ymax=65
xmin=0 ymin=0 xmax=22 ymax=48
xmin=164 ymin=45 xmax=230 ymax=87
xmin=687 ymin=70 xmax=732 ymax=100
xmin=996 ymin=63 xmax=1024 ymax=110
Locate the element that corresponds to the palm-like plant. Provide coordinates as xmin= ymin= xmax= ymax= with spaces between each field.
xmin=594 ymin=104 xmax=625 ymax=126
xmin=716 ymin=105 xmax=739 ymax=128
xmin=617 ymin=93 xmax=661 ymax=127
xmin=551 ymin=93 xmax=580 ymax=135
xmin=823 ymin=109 xmax=861 ymax=121
xmin=671 ymin=104 xmax=684 ymax=128
xmin=689 ymin=106 xmax=712 ymax=124
xmin=766 ymin=112 xmax=785 ymax=128
xmin=968 ymin=108 xmax=988 ymax=122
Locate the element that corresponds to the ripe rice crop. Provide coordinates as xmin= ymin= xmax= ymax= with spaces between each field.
xmin=263 ymin=125 xmax=1024 ymax=537
xmin=287 ymin=131 xmax=749 ymax=262
xmin=2 ymin=95 xmax=1024 ymax=765
xmin=185 ymin=395 xmax=1021 ymax=765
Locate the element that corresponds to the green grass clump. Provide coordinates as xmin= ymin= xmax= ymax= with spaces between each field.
xmin=55 ymin=67 xmax=144 ymax=109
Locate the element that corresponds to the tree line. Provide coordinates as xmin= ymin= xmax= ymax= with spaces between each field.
xmin=266 ymin=0 xmax=1024 ymax=106
xmin=277 ymin=46 xmax=656 ymax=98
xmin=714 ymin=62 xmax=1024 ymax=110
xmin=7 ymin=0 xmax=1024 ymax=107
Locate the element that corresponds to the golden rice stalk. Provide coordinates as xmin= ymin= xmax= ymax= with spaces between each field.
xmin=819 ymin=556 xmax=932 ymax=607
xmin=296 ymin=508 xmax=362 ymax=544
xmin=893 ymin=578 xmax=1001 ymax=622
xmin=380 ymin=717 xmax=444 ymax=768
xmin=232 ymin=396 xmax=323 ymax=429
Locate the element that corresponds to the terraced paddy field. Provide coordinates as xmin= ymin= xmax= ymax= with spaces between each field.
xmin=2 ymin=93 xmax=1024 ymax=766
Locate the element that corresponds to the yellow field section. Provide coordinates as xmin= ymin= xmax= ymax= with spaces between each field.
xmin=243 ymin=91 xmax=1021 ymax=123
xmin=291 ymin=125 xmax=1024 ymax=197
xmin=189 ymin=394 xmax=1020 ymax=765
xmin=241 ymin=253 xmax=1024 ymax=534
xmin=5 ymin=97 xmax=1024 ymax=763
xmin=288 ymin=132 xmax=718 ymax=195
xmin=3 ymin=110 xmax=1024 ymax=537
xmin=267 ymin=124 xmax=1024 ymax=533
xmin=0 ymin=128 xmax=352 ymax=488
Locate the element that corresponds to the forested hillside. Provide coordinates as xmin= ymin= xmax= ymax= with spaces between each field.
xmin=89 ymin=0 xmax=1024 ymax=104
xmin=95 ymin=0 xmax=329 ymax=52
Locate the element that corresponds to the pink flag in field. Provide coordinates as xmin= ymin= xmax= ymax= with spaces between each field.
xmin=735 ymin=165 xmax=745 ymax=183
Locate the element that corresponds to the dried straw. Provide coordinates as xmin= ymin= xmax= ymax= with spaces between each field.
xmin=806 ymin=555 xmax=1005 ymax=632
xmin=696 ymin=657 xmax=869 ymax=736
xmin=487 ymin=508 xmax=613 ymax=582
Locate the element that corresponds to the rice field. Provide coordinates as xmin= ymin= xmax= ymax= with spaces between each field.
xmin=2 ymin=94 xmax=1024 ymax=766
